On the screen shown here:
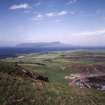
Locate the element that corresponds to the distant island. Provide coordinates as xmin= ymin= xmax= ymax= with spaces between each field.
xmin=0 ymin=42 xmax=105 ymax=58
xmin=16 ymin=42 xmax=72 ymax=48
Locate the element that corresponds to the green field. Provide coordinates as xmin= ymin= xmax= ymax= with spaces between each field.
xmin=1 ymin=51 xmax=105 ymax=105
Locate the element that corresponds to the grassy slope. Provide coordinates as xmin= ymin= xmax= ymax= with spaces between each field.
xmin=0 ymin=51 xmax=105 ymax=105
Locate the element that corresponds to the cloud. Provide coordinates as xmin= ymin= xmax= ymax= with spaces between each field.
xmin=46 ymin=11 xmax=68 ymax=17
xmin=46 ymin=12 xmax=56 ymax=17
xmin=68 ymin=34 xmax=105 ymax=46
xmin=63 ymin=29 xmax=105 ymax=46
xmin=9 ymin=3 xmax=30 ymax=10
xmin=75 ymin=29 xmax=105 ymax=36
xmin=32 ymin=10 xmax=68 ymax=21
xmin=36 ymin=14 xmax=43 ymax=18
xmin=32 ymin=14 xmax=43 ymax=21
xmin=58 ymin=11 xmax=68 ymax=16
xmin=66 ymin=0 xmax=78 ymax=5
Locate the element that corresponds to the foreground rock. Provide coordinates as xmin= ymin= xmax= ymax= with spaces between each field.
xmin=16 ymin=65 xmax=49 ymax=82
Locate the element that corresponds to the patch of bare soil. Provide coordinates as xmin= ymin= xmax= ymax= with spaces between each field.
xmin=72 ymin=75 xmax=105 ymax=91
xmin=65 ymin=64 xmax=105 ymax=91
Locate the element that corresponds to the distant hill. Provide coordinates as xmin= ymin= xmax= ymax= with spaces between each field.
xmin=16 ymin=42 xmax=72 ymax=48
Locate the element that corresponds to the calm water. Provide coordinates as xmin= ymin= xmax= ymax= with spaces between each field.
xmin=0 ymin=47 xmax=105 ymax=58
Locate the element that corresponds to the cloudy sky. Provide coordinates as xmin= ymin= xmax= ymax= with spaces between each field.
xmin=1 ymin=0 xmax=105 ymax=46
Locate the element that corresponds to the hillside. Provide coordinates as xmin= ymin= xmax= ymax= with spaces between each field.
xmin=1 ymin=51 xmax=105 ymax=105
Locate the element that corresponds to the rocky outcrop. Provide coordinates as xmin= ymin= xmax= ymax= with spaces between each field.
xmin=15 ymin=65 xmax=49 ymax=82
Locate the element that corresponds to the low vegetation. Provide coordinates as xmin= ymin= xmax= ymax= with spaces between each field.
xmin=1 ymin=51 xmax=105 ymax=105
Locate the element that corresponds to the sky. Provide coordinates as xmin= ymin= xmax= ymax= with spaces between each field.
xmin=1 ymin=0 xmax=105 ymax=46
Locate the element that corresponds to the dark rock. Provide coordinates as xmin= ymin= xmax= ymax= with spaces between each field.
xmin=36 ymin=75 xmax=49 ymax=82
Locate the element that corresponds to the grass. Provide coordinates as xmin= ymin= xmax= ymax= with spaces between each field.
xmin=1 ymin=51 xmax=105 ymax=105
